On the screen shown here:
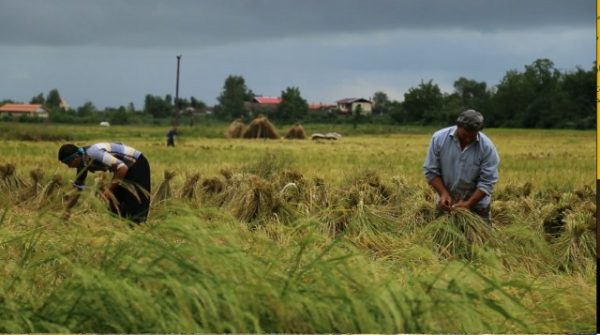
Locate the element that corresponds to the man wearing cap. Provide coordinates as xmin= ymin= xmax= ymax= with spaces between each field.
xmin=423 ymin=109 xmax=500 ymax=223
xmin=58 ymin=142 xmax=151 ymax=224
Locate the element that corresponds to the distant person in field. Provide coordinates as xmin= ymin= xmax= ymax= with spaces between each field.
xmin=166 ymin=127 xmax=177 ymax=147
xmin=58 ymin=142 xmax=151 ymax=224
xmin=423 ymin=109 xmax=500 ymax=223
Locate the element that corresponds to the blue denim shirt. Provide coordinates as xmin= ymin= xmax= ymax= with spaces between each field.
xmin=423 ymin=126 xmax=499 ymax=209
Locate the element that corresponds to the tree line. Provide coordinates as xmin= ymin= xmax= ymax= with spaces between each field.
xmin=1 ymin=58 xmax=594 ymax=129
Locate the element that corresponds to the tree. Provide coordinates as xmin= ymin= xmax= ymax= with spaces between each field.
xmin=216 ymin=75 xmax=254 ymax=120
xmin=30 ymin=93 xmax=45 ymax=104
xmin=352 ymin=104 xmax=363 ymax=129
xmin=77 ymin=101 xmax=96 ymax=117
xmin=402 ymin=80 xmax=444 ymax=124
xmin=493 ymin=58 xmax=561 ymax=128
xmin=557 ymin=64 xmax=595 ymax=128
xmin=275 ymin=86 xmax=308 ymax=122
xmin=144 ymin=94 xmax=174 ymax=118
xmin=46 ymin=89 xmax=62 ymax=109
xmin=372 ymin=91 xmax=391 ymax=116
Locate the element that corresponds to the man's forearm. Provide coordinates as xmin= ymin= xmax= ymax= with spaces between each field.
xmin=463 ymin=188 xmax=487 ymax=207
xmin=429 ymin=176 xmax=449 ymax=196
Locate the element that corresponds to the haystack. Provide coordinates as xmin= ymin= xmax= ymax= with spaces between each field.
xmin=226 ymin=119 xmax=246 ymax=138
xmin=242 ymin=116 xmax=278 ymax=139
xmin=284 ymin=123 xmax=307 ymax=139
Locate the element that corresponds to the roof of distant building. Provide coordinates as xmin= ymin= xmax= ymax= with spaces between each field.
xmin=253 ymin=96 xmax=282 ymax=104
xmin=336 ymin=98 xmax=372 ymax=104
xmin=0 ymin=103 xmax=48 ymax=113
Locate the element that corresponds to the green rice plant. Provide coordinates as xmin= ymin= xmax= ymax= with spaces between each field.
xmin=492 ymin=223 xmax=555 ymax=274
xmin=423 ymin=208 xmax=492 ymax=260
xmin=243 ymin=150 xmax=290 ymax=179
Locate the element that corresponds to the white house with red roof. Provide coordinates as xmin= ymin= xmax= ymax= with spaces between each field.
xmin=0 ymin=103 xmax=50 ymax=118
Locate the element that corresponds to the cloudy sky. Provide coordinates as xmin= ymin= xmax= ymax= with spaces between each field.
xmin=0 ymin=0 xmax=594 ymax=109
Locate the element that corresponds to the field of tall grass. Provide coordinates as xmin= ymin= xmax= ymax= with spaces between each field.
xmin=0 ymin=122 xmax=595 ymax=333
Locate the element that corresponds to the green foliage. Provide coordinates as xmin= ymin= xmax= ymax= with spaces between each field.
xmin=45 ymin=89 xmax=62 ymax=109
xmin=401 ymin=80 xmax=444 ymax=124
xmin=144 ymin=94 xmax=174 ymax=119
xmin=216 ymin=75 xmax=254 ymax=120
xmin=274 ymin=87 xmax=308 ymax=122
xmin=372 ymin=91 xmax=391 ymax=116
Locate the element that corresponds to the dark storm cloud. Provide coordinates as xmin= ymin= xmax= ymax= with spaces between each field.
xmin=0 ymin=0 xmax=592 ymax=48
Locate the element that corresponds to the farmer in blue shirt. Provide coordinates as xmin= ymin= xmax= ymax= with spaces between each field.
xmin=423 ymin=110 xmax=499 ymax=223
xmin=58 ymin=142 xmax=151 ymax=224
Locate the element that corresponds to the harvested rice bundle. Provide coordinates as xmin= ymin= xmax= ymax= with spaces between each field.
xmin=219 ymin=168 xmax=233 ymax=181
xmin=226 ymin=119 xmax=246 ymax=138
xmin=308 ymin=177 xmax=330 ymax=212
xmin=19 ymin=169 xmax=45 ymax=202
xmin=553 ymin=209 xmax=595 ymax=272
xmin=201 ymin=177 xmax=224 ymax=195
xmin=242 ymin=116 xmax=278 ymax=139
xmin=0 ymin=163 xmax=25 ymax=191
xmin=229 ymin=175 xmax=278 ymax=222
xmin=496 ymin=181 xmax=532 ymax=200
xmin=424 ymin=208 xmax=492 ymax=260
xmin=154 ymin=170 xmax=176 ymax=203
xmin=36 ymin=174 xmax=64 ymax=207
xmin=180 ymin=173 xmax=201 ymax=200
xmin=277 ymin=170 xmax=307 ymax=207
xmin=284 ymin=123 xmax=307 ymax=139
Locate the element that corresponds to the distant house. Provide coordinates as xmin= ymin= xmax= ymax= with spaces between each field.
xmin=336 ymin=98 xmax=373 ymax=115
xmin=0 ymin=103 xmax=50 ymax=118
xmin=308 ymin=102 xmax=336 ymax=111
xmin=244 ymin=96 xmax=282 ymax=115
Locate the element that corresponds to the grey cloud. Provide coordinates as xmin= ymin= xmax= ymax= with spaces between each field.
xmin=0 ymin=0 xmax=593 ymax=48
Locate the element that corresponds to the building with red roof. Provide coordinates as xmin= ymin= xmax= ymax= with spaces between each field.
xmin=0 ymin=103 xmax=50 ymax=118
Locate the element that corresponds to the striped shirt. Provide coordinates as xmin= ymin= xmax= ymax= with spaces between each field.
xmin=423 ymin=126 xmax=499 ymax=209
xmin=74 ymin=143 xmax=142 ymax=189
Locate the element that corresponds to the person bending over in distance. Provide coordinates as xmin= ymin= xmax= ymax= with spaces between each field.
xmin=166 ymin=127 xmax=177 ymax=147
xmin=58 ymin=142 xmax=151 ymax=224
xmin=423 ymin=109 xmax=500 ymax=223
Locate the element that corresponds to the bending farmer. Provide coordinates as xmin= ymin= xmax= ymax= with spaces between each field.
xmin=58 ymin=142 xmax=151 ymax=223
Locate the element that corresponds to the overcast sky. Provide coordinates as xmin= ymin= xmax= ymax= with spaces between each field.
xmin=0 ymin=0 xmax=594 ymax=109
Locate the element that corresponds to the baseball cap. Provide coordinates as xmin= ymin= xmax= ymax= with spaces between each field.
xmin=456 ymin=109 xmax=484 ymax=131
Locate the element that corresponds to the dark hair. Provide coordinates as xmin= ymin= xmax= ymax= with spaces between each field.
xmin=58 ymin=143 xmax=79 ymax=162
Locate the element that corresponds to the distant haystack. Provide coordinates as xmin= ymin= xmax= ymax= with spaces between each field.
xmin=284 ymin=123 xmax=307 ymax=139
xmin=242 ymin=116 xmax=279 ymax=139
xmin=227 ymin=119 xmax=246 ymax=138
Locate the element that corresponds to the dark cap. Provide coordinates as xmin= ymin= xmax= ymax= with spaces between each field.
xmin=456 ymin=109 xmax=484 ymax=131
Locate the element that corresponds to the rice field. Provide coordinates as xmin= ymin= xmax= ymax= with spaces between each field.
xmin=0 ymin=122 xmax=595 ymax=333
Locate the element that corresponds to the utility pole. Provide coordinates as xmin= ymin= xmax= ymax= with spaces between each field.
xmin=175 ymin=54 xmax=182 ymax=123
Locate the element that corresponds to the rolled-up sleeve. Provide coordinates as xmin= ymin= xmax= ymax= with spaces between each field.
xmin=476 ymin=145 xmax=499 ymax=196
xmin=423 ymin=136 xmax=441 ymax=182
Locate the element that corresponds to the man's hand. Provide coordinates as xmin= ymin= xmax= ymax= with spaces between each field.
xmin=101 ymin=189 xmax=113 ymax=203
xmin=439 ymin=192 xmax=453 ymax=211
xmin=452 ymin=200 xmax=472 ymax=210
